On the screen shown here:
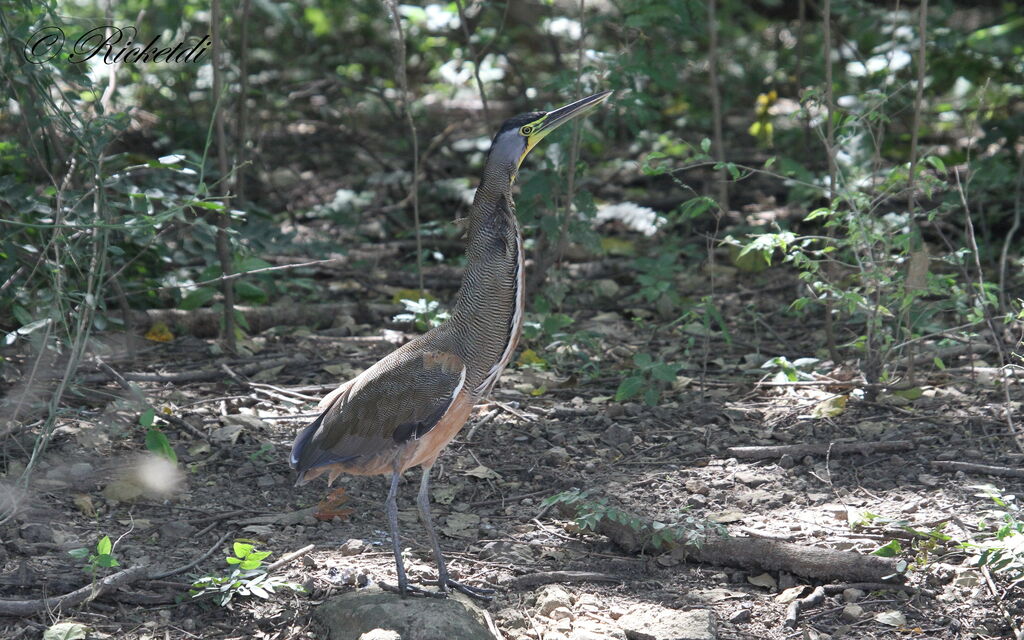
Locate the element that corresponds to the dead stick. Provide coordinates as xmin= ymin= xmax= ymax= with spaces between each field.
xmin=509 ymin=571 xmax=622 ymax=589
xmin=931 ymin=460 xmax=1024 ymax=479
xmin=727 ymin=440 xmax=915 ymax=460
xmin=265 ymin=544 xmax=315 ymax=572
xmin=0 ymin=565 xmax=149 ymax=616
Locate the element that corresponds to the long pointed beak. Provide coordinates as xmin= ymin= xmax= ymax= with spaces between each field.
xmin=526 ymin=90 xmax=613 ymax=153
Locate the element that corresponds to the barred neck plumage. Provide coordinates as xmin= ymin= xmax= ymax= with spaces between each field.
xmin=442 ymin=182 xmax=524 ymax=399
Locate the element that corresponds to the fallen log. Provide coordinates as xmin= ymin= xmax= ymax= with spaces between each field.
xmin=555 ymin=501 xmax=900 ymax=584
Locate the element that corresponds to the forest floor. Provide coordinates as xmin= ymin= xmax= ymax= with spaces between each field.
xmin=1 ymin=236 xmax=1022 ymax=640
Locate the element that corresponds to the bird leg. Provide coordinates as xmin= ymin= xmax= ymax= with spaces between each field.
xmin=379 ymin=470 xmax=444 ymax=599
xmin=417 ymin=466 xmax=495 ymax=601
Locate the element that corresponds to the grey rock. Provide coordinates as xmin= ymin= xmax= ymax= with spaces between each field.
xmin=842 ymin=588 xmax=865 ymax=603
xmin=727 ymin=609 xmax=750 ymax=624
xmin=733 ymin=472 xmax=767 ymax=487
xmin=359 ymin=631 xmax=401 ymax=640
xmin=68 ymin=462 xmax=94 ymax=480
xmin=618 ymin=606 xmax=717 ymax=640
xmin=20 ymin=522 xmax=53 ymax=543
xmin=316 ymin=589 xmax=496 ymax=640
xmin=340 ymin=539 xmax=367 ymax=556
xmin=537 ymin=584 xmax=574 ymax=616
xmin=601 ymin=424 xmax=634 ymax=448
xmin=160 ymin=520 xmax=196 ymax=541
xmin=544 ymin=447 xmax=571 ymax=466
xmin=841 ymin=603 xmax=864 ymax=622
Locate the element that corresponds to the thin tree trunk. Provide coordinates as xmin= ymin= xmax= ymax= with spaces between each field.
xmin=707 ymin=0 xmax=728 ymax=212
xmin=211 ymin=0 xmax=236 ymax=352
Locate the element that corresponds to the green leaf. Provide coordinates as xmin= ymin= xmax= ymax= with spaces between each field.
xmin=700 ymin=138 xmax=711 ymax=153
xmin=236 ymin=256 xmax=273 ymax=273
xmin=96 ymin=535 xmax=112 ymax=556
xmin=872 ymin=539 xmax=903 ymax=557
xmin=633 ymin=352 xmax=653 ymax=368
xmin=651 ymin=363 xmax=678 ymax=383
xmin=610 ymin=374 xmax=643 ymax=399
xmin=180 ymin=286 xmax=216 ymax=310
xmin=68 ymin=548 xmax=90 ymax=560
xmin=925 ymin=155 xmax=946 ymax=172
xmin=233 ymin=542 xmax=254 ymax=558
xmin=615 ymin=376 xmax=645 ymax=402
xmin=234 ymin=280 xmax=267 ymax=303
xmin=145 ymin=428 xmax=178 ymax=463
xmin=225 ymin=556 xmax=241 ymax=565
xmin=139 ymin=408 xmax=155 ymax=427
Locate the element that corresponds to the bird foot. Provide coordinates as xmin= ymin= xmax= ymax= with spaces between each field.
xmin=441 ymin=578 xmax=495 ymax=602
xmin=379 ymin=580 xmax=448 ymax=599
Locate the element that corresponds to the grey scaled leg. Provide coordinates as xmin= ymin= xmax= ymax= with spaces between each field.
xmin=379 ymin=470 xmax=443 ymax=598
xmin=417 ymin=465 xmax=495 ymax=601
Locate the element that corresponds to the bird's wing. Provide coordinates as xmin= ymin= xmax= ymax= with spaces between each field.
xmin=290 ymin=349 xmax=466 ymax=474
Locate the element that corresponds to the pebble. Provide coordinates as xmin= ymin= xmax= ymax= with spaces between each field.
xmin=842 ymin=588 xmax=865 ymax=603
xmin=549 ymin=606 xmax=575 ymax=621
xmin=841 ymin=603 xmax=864 ymax=622
xmin=728 ymin=608 xmax=751 ymax=623
xmin=779 ymin=453 xmax=795 ymax=469
xmin=537 ymin=585 xmax=573 ymax=616
xmin=339 ymin=539 xmax=366 ymax=556
xmin=686 ymin=494 xmax=707 ymax=508
xmin=544 ymin=447 xmax=570 ymax=466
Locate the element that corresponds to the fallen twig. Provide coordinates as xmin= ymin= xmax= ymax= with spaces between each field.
xmin=0 ymin=565 xmax=149 ymax=616
xmin=507 ymin=571 xmax=622 ymax=590
xmin=726 ymin=440 xmax=915 ymax=461
xmin=266 ymin=544 xmax=315 ymax=572
xmin=931 ymin=460 xmax=1024 ymax=479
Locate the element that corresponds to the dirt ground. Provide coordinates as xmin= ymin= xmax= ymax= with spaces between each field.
xmin=1 ymin=262 xmax=1022 ymax=640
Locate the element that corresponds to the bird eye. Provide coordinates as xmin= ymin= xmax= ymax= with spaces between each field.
xmin=520 ymin=125 xmax=534 ymax=136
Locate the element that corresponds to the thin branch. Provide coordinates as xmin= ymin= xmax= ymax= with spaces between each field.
xmin=382 ymin=0 xmax=424 ymax=295
xmin=454 ymin=0 xmax=491 ymax=128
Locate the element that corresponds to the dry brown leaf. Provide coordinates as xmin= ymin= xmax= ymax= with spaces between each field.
xmin=315 ymin=487 xmax=354 ymax=522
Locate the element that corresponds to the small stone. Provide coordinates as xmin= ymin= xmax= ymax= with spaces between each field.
xmin=686 ymin=494 xmax=707 ymax=509
xmin=544 ymin=447 xmax=571 ymax=466
xmin=842 ymin=588 xmax=865 ymax=603
xmin=256 ymin=474 xmax=277 ymax=488
xmin=779 ymin=454 xmax=795 ymax=469
xmin=549 ymin=607 xmax=575 ymax=621
xmin=617 ymin=606 xmax=716 ymax=640
xmin=20 ymin=523 xmax=53 ymax=543
xmin=538 ymin=585 xmax=573 ymax=616
xmin=734 ymin=471 xmax=767 ymax=487
xmin=684 ymin=479 xmax=710 ymax=495
xmin=600 ymin=424 xmax=633 ymax=447
xmin=68 ymin=462 xmax=94 ymax=479
xmin=340 ymin=539 xmax=366 ymax=556
xmin=841 ymin=604 xmax=864 ymax=622
xmin=160 ymin=520 xmax=196 ymax=541
xmin=728 ymin=608 xmax=751 ymax=623
xmin=359 ymin=630 xmax=401 ymax=640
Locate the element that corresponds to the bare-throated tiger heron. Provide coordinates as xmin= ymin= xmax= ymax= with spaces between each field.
xmin=291 ymin=90 xmax=613 ymax=600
